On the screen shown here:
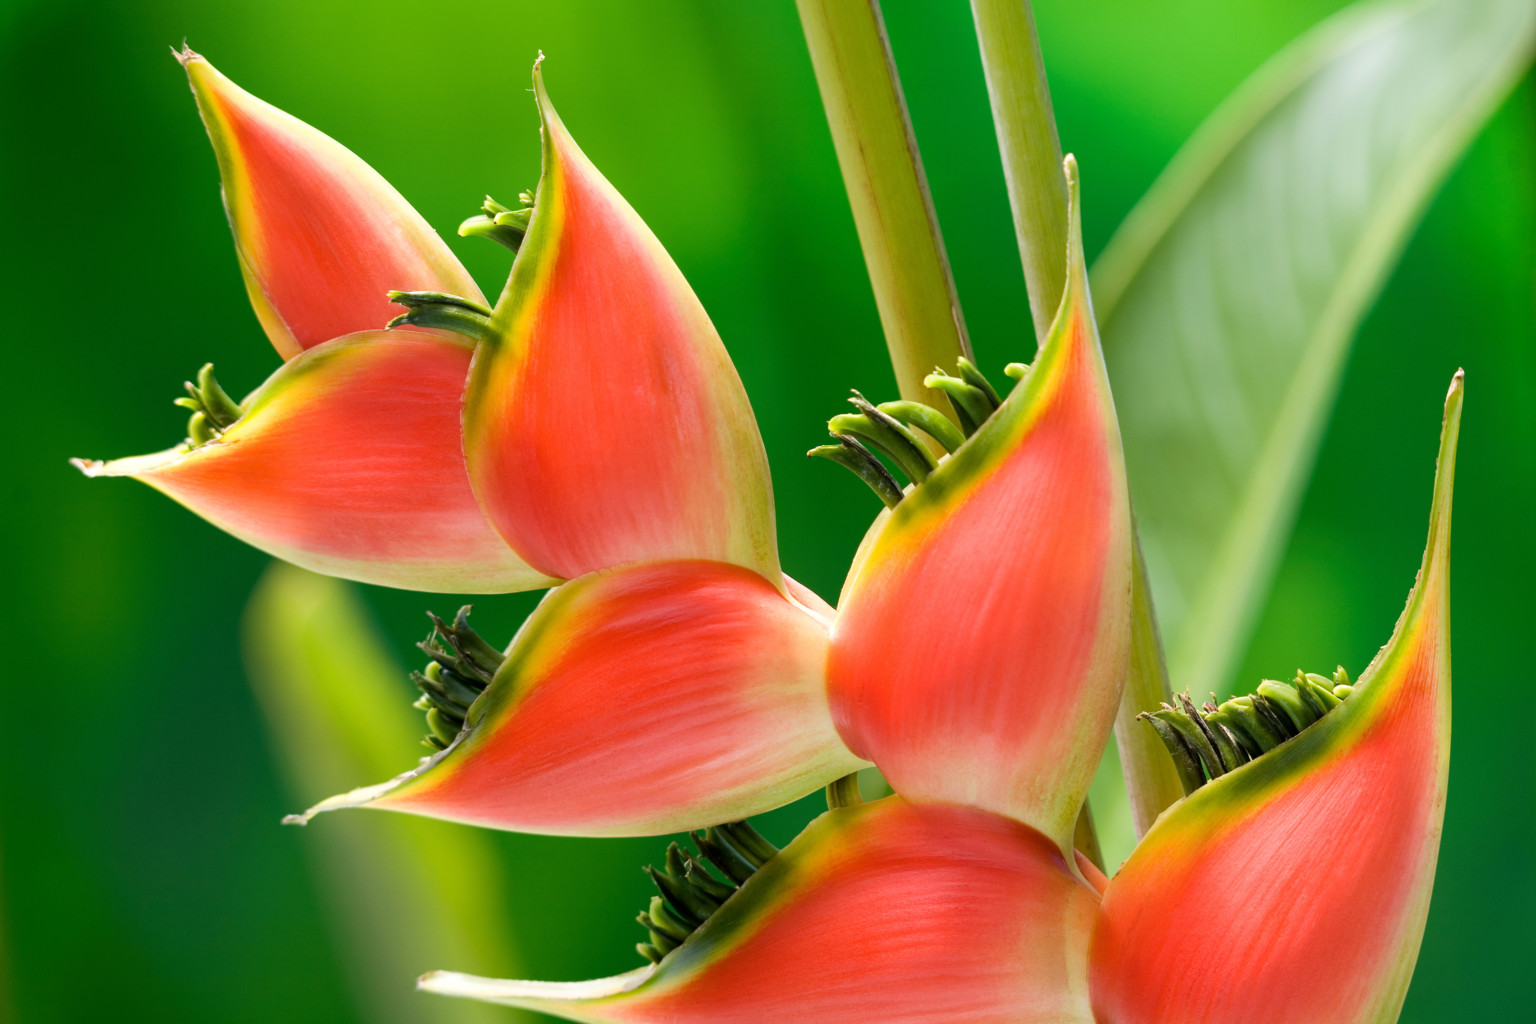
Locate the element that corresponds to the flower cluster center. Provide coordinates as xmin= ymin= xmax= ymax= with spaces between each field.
xmin=1142 ymin=668 xmax=1355 ymax=794
xmin=809 ymin=357 xmax=1023 ymax=508
xmin=412 ymin=607 xmax=503 ymax=751
xmin=174 ymin=362 xmax=244 ymax=448
xmin=636 ymin=821 xmax=779 ymax=965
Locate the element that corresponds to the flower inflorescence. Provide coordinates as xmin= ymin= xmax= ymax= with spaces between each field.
xmin=412 ymin=606 xmax=503 ymax=751
xmin=636 ymin=821 xmax=779 ymax=965
xmin=808 ymin=357 xmax=1024 ymax=508
xmin=1141 ymin=667 xmax=1355 ymax=794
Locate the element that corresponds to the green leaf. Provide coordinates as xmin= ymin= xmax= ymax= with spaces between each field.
xmin=1094 ymin=0 xmax=1535 ymax=701
xmin=243 ymin=563 xmax=534 ymax=1024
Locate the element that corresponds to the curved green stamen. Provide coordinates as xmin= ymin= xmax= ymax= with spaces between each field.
xmin=458 ymin=192 xmax=536 ymax=252
xmin=808 ymin=436 xmax=903 ymax=508
xmin=829 ymin=391 xmax=938 ymax=483
xmin=922 ymin=371 xmax=993 ymax=435
xmin=386 ymin=290 xmax=494 ymax=341
xmin=876 ymin=400 xmax=966 ymax=452
xmin=173 ymin=362 xmax=244 ymax=447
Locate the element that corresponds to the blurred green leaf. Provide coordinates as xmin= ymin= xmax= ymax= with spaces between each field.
xmin=1094 ymin=0 xmax=1535 ymax=699
xmin=243 ymin=563 xmax=534 ymax=1024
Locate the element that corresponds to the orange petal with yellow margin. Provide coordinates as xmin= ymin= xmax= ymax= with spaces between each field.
xmin=291 ymin=561 xmax=863 ymax=836
xmin=1089 ymin=372 xmax=1463 ymax=1024
xmin=73 ymin=330 xmax=549 ymax=593
xmin=180 ymin=48 xmax=484 ymax=359
xmin=462 ymin=61 xmax=778 ymax=584
xmin=826 ymin=157 xmax=1132 ymax=845
xmin=418 ymin=798 xmax=1099 ymax=1023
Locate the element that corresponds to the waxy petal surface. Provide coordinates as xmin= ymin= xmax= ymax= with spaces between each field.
xmin=420 ymin=798 xmax=1098 ymax=1023
xmin=1090 ymin=374 xmax=1462 ymax=1024
xmin=827 ymin=159 xmax=1131 ymax=843
xmin=463 ymin=66 xmax=777 ymax=583
xmin=181 ymin=49 xmax=484 ymax=359
xmin=74 ymin=330 xmax=548 ymax=593
xmin=295 ymin=561 xmax=862 ymax=836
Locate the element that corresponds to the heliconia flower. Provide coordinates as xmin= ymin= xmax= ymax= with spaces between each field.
xmin=461 ymin=62 xmax=779 ymax=584
xmin=287 ymin=560 xmax=866 ymax=836
xmin=177 ymin=47 xmax=486 ymax=360
xmin=1089 ymin=372 xmax=1463 ymax=1024
xmin=418 ymin=797 xmax=1102 ymax=1023
xmin=825 ymin=156 xmax=1132 ymax=845
xmin=74 ymin=53 xmax=780 ymax=594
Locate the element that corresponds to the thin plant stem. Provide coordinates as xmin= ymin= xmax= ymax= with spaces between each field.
xmin=969 ymin=0 xmax=1068 ymax=345
xmin=796 ymin=0 xmax=973 ymax=424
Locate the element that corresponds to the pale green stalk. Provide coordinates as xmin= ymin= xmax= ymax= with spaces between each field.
xmin=971 ymin=0 xmax=1178 ymax=835
xmin=795 ymin=0 xmax=973 ymax=419
xmin=1114 ymin=530 xmax=1186 ymax=835
xmin=968 ymin=0 xmax=1068 ymax=345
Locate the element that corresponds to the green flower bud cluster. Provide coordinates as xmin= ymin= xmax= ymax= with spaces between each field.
xmin=411 ymin=606 xmax=504 ymax=751
xmin=809 ymin=357 xmax=1016 ymax=508
xmin=174 ymin=362 xmax=244 ymax=447
xmin=1143 ymin=667 xmax=1354 ymax=795
xmin=458 ymin=191 xmax=536 ymax=252
xmin=637 ymin=821 xmax=779 ymax=965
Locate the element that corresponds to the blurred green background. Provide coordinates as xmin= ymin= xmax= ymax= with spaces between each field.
xmin=1 ymin=0 xmax=1530 ymax=1021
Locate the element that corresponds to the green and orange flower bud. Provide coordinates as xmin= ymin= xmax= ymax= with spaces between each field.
xmin=73 ymin=330 xmax=550 ymax=593
xmin=1089 ymin=373 xmax=1463 ymax=1024
xmin=289 ymin=560 xmax=865 ymax=836
xmin=462 ymin=61 xmax=780 ymax=585
xmin=825 ymin=158 xmax=1132 ymax=845
xmin=178 ymin=47 xmax=485 ymax=359
xmin=419 ymin=797 xmax=1100 ymax=1023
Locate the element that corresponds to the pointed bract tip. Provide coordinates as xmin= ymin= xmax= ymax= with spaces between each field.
xmin=1448 ymin=368 xmax=1465 ymax=402
xmin=418 ymin=966 xmax=656 ymax=1005
xmin=172 ymin=42 xmax=201 ymax=67
xmin=1063 ymin=152 xmax=1079 ymax=189
xmin=69 ymin=457 xmax=104 ymax=477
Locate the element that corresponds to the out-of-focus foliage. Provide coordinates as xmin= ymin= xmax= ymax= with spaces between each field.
xmin=1096 ymin=0 xmax=1535 ymax=705
xmin=242 ymin=564 xmax=532 ymax=1024
xmin=1 ymin=1 xmax=1530 ymax=1022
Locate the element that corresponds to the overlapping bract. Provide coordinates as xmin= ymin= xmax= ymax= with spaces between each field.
xmin=293 ymin=560 xmax=865 ymax=836
xmin=74 ymin=52 xmax=863 ymax=834
xmin=421 ymin=799 xmax=1101 ymax=1024
xmin=827 ymin=157 xmax=1131 ymax=846
xmin=1089 ymin=374 xmax=1461 ymax=1024
xmin=75 ymin=52 xmax=776 ymax=597
xmin=463 ymin=71 xmax=779 ymax=583
xmin=76 ymin=329 xmax=548 ymax=593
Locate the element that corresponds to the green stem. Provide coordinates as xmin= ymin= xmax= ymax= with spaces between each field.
xmin=1072 ymin=799 xmax=1105 ymax=874
xmin=969 ymin=0 xmax=1069 ymax=344
xmin=796 ymin=0 xmax=972 ymax=420
xmin=971 ymin=0 xmax=1179 ymax=839
xmin=1114 ymin=530 xmax=1184 ymax=834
